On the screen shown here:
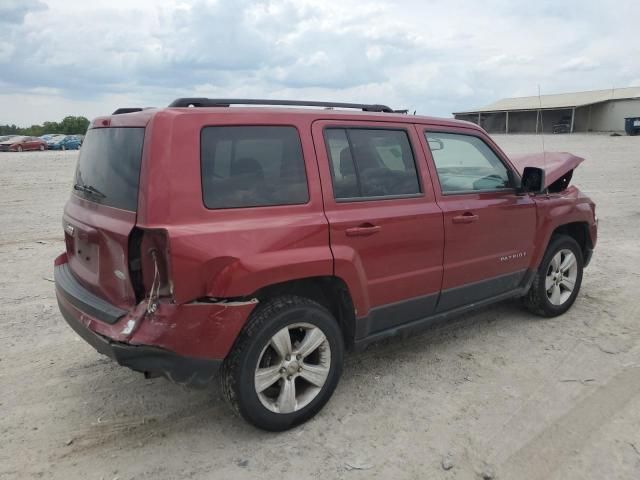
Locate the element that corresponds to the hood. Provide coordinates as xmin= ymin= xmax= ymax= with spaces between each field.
xmin=510 ymin=152 xmax=584 ymax=189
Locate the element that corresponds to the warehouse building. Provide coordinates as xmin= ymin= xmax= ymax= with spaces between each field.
xmin=453 ymin=86 xmax=640 ymax=133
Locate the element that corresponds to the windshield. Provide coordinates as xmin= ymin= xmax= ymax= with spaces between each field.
xmin=73 ymin=127 xmax=145 ymax=211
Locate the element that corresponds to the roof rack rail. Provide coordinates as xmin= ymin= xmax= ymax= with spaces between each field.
xmin=167 ymin=98 xmax=397 ymax=113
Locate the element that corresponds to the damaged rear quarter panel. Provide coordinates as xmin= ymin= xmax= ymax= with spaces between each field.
xmin=128 ymin=301 xmax=258 ymax=358
xmin=136 ymin=111 xmax=333 ymax=305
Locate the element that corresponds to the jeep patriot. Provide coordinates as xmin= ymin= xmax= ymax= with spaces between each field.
xmin=55 ymin=98 xmax=597 ymax=430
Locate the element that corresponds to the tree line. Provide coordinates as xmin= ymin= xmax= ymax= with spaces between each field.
xmin=0 ymin=116 xmax=90 ymax=136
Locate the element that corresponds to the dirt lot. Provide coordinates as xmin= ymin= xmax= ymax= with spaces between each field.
xmin=1 ymin=134 xmax=639 ymax=480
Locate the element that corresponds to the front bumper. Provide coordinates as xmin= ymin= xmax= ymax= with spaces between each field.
xmin=54 ymin=255 xmax=256 ymax=387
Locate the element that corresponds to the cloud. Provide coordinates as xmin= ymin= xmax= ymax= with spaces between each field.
xmin=560 ymin=57 xmax=600 ymax=72
xmin=0 ymin=0 xmax=639 ymax=125
xmin=0 ymin=0 xmax=47 ymax=24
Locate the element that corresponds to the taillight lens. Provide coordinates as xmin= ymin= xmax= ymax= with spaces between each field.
xmin=128 ymin=227 xmax=173 ymax=308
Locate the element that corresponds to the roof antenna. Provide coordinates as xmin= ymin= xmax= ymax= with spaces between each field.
xmin=538 ymin=84 xmax=546 ymax=165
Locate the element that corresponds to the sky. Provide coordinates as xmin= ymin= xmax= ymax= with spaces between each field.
xmin=0 ymin=0 xmax=638 ymax=126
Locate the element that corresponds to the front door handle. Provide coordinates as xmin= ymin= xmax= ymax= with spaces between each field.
xmin=345 ymin=224 xmax=381 ymax=237
xmin=452 ymin=213 xmax=479 ymax=224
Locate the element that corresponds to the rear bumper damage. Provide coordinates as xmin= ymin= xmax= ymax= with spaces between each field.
xmin=54 ymin=254 xmax=257 ymax=387
xmin=57 ymin=300 xmax=221 ymax=386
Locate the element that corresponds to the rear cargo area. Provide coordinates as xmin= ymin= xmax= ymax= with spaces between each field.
xmin=62 ymin=126 xmax=145 ymax=309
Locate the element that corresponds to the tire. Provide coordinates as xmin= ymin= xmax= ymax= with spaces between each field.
xmin=61 ymin=145 xmax=66 ymax=151
xmin=39 ymin=145 xmax=45 ymax=151
xmin=522 ymin=234 xmax=583 ymax=317
xmin=220 ymin=295 xmax=344 ymax=431
xmin=17 ymin=146 xmax=22 ymax=152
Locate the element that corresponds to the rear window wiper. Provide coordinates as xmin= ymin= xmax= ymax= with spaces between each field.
xmin=73 ymin=183 xmax=106 ymax=199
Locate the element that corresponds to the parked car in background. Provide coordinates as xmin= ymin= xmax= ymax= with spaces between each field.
xmin=40 ymin=134 xmax=65 ymax=142
xmin=552 ymin=116 xmax=572 ymax=134
xmin=0 ymin=136 xmax=47 ymax=152
xmin=47 ymin=135 xmax=82 ymax=150
xmin=0 ymin=135 xmax=19 ymax=143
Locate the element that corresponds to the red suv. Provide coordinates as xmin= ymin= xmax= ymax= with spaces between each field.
xmin=55 ymin=99 xmax=597 ymax=430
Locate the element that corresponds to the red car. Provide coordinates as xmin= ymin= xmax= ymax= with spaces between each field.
xmin=0 ymin=136 xmax=47 ymax=152
xmin=54 ymin=99 xmax=597 ymax=430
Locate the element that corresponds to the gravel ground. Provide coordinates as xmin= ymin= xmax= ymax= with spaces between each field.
xmin=0 ymin=134 xmax=639 ymax=480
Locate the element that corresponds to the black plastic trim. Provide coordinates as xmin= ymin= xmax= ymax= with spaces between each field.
xmin=355 ymin=292 xmax=439 ymax=338
xmin=584 ymin=247 xmax=594 ymax=267
xmin=57 ymin=300 xmax=221 ymax=387
xmin=354 ymin=269 xmax=534 ymax=348
xmin=436 ymin=270 xmax=526 ymax=313
xmin=54 ymin=263 xmax=127 ymax=324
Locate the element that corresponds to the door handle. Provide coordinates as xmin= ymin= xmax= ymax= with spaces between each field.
xmin=345 ymin=224 xmax=381 ymax=236
xmin=452 ymin=213 xmax=479 ymax=224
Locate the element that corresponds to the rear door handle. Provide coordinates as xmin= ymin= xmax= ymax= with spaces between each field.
xmin=452 ymin=213 xmax=479 ymax=224
xmin=345 ymin=224 xmax=381 ymax=237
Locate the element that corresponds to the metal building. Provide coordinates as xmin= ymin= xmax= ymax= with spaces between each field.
xmin=453 ymin=87 xmax=640 ymax=133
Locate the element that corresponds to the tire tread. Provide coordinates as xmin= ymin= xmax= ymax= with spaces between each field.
xmin=220 ymin=295 xmax=336 ymax=427
xmin=522 ymin=234 xmax=583 ymax=317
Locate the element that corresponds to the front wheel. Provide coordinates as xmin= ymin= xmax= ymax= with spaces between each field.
xmin=61 ymin=145 xmax=66 ymax=151
xmin=221 ymin=295 xmax=344 ymax=431
xmin=522 ymin=235 xmax=583 ymax=317
xmin=17 ymin=146 xmax=23 ymax=152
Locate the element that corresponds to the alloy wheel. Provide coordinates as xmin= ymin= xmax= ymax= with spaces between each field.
xmin=254 ymin=323 xmax=331 ymax=414
xmin=545 ymin=249 xmax=578 ymax=306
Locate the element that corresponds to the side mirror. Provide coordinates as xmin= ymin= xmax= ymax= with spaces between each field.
xmin=428 ymin=138 xmax=444 ymax=151
xmin=520 ymin=166 xmax=546 ymax=194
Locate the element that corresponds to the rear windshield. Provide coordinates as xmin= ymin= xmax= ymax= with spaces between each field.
xmin=73 ymin=127 xmax=145 ymax=211
xmin=201 ymin=126 xmax=309 ymax=209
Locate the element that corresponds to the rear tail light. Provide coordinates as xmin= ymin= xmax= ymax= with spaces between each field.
xmin=128 ymin=227 xmax=173 ymax=309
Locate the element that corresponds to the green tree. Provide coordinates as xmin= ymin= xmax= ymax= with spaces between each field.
xmin=0 ymin=116 xmax=90 ymax=136
xmin=60 ymin=116 xmax=90 ymax=135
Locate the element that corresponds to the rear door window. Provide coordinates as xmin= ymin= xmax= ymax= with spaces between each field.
xmin=325 ymin=128 xmax=421 ymax=200
xmin=73 ymin=127 xmax=145 ymax=211
xmin=201 ymin=126 xmax=309 ymax=209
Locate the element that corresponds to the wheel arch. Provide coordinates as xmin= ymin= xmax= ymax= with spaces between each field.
xmin=549 ymin=222 xmax=592 ymax=261
xmin=252 ymin=276 xmax=357 ymax=348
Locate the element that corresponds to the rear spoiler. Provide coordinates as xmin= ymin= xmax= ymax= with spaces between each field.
xmin=112 ymin=107 xmax=153 ymax=115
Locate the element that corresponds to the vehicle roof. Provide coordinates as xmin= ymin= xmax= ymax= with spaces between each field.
xmin=91 ymin=106 xmax=482 ymax=131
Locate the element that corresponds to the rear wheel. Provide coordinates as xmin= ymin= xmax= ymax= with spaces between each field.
xmin=221 ymin=295 xmax=344 ymax=431
xmin=39 ymin=144 xmax=45 ymax=151
xmin=61 ymin=145 xmax=66 ymax=151
xmin=522 ymin=235 xmax=583 ymax=317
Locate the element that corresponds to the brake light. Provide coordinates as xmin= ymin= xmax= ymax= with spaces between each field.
xmin=128 ymin=227 xmax=173 ymax=309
